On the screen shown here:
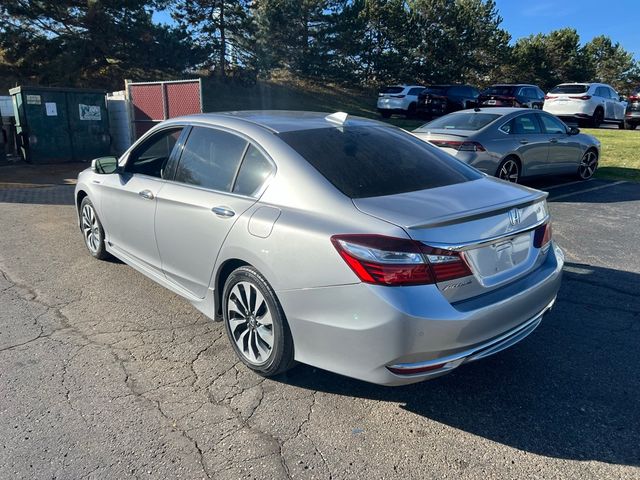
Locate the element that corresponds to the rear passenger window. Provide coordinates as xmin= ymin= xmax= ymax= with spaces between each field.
xmin=233 ymin=145 xmax=274 ymax=196
xmin=174 ymin=127 xmax=247 ymax=192
xmin=408 ymin=88 xmax=425 ymax=96
xmin=506 ymin=114 xmax=541 ymax=134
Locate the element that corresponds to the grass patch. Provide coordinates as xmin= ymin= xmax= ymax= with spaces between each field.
xmin=581 ymin=129 xmax=640 ymax=182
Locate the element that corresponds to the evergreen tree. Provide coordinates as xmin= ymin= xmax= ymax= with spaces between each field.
xmin=0 ymin=0 xmax=203 ymax=88
xmin=171 ymin=0 xmax=255 ymax=79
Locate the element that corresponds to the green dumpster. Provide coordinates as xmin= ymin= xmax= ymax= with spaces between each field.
xmin=9 ymin=86 xmax=111 ymax=163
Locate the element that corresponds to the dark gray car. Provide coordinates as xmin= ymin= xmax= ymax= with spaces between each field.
xmin=413 ymin=108 xmax=601 ymax=183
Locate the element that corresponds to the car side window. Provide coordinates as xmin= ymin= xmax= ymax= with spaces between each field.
xmin=510 ymin=114 xmax=541 ymax=134
xmin=408 ymin=88 xmax=424 ymax=96
xmin=126 ymin=128 xmax=183 ymax=178
xmin=539 ymin=114 xmax=567 ymax=135
xmin=233 ymin=145 xmax=274 ymax=196
xmin=609 ymin=88 xmax=619 ymax=101
xmin=174 ymin=126 xmax=248 ymax=192
xmin=595 ymin=87 xmax=608 ymax=98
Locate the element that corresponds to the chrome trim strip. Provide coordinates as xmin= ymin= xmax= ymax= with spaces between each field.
xmin=387 ymin=297 xmax=555 ymax=376
xmin=423 ymin=215 xmax=549 ymax=251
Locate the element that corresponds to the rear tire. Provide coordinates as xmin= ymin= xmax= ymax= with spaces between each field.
xmin=380 ymin=110 xmax=391 ymax=119
xmin=496 ymin=157 xmax=521 ymax=183
xmin=406 ymin=103 xmax=417 ymax=118
xmin=222 ymin=266 xmax=295 ymax=377
xmin=590 ymin=108 xmax=604 ymax=128
xmin=576 ymin=149 xmax=598 ymax=180
xmin=618 ymin=120 xmax=626 ymax=130
xmin=79 ymin=197 xmax=110 ymax=260
xmin=626 ymin=122 xmax=637 ymax=130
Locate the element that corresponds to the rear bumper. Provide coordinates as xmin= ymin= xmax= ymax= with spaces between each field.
xmin=544 ymin=102 xmax=595 ymax=118
xmin=278 ymin=242 xmax=564 ymax=386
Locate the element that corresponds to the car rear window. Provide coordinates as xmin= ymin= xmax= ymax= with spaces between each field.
xmin=415 ymin=112 xmax=501 ymax=131
xmin=483 ymin=86 xmax=516 ymax=96
xmin=380 ymin=86 xmax=404 ymax=94
xmin=550 ymin=84 xmax=589 ymax=94
xmin=278 ymin=126 xmax=481 ymax=199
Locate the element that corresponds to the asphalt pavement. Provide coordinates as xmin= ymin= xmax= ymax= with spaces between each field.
xmin=0 ymin=171 xmax=638 ymax=479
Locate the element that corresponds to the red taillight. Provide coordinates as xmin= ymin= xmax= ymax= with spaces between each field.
xmin=534 ymin=223 xmax=552 ymax=248
xmin=569 ymin=95 xmax=592 ymax=100
xmin=628 ymin=95 xmax=638 ymax=101
xmin=391 ymin=94 xmax=406 ymax=98
xmin=331 ymin=235 xmax=472 ymax=286
xmin=545 ymin=95 xmax=557 ymax=100
xmin=430 ymin=140 xmax=486 ymax=152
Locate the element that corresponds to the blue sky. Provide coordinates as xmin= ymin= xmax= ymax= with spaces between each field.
xmin=494 ymin=0 xmax=639 ymax=58
xmin=155 ymin=1 xmax=639 ymax=59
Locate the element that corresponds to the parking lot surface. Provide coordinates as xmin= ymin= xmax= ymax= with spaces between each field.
xmin=0 ymin=171 xmax=638 ymax=479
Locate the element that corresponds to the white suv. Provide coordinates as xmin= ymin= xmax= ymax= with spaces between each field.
xmin=543 ymin=82 xmax=626 ymax=128
xmin=377 ymin=85 xmax=425 ymax=118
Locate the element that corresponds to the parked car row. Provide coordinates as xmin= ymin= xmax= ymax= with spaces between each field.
xmin=378 ymin=82 xmax=634 ymax=129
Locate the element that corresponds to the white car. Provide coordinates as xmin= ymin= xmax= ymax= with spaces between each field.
xmin=543 ymin=83 xmax=626 ymax=128
xmin=377 ymin=85 xmax=425 ymax=118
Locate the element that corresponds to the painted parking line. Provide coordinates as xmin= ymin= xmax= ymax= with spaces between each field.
xmin=549 ymin=180 xmax=626 ymax=201
xmin=539 ymin=179 xmax=591 ymax=191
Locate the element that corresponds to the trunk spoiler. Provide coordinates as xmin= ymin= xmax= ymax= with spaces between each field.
xmin=406 ymin=190 xmax=548 ymax=230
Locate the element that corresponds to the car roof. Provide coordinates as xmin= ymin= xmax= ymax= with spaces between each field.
xmin=165 ymin=110 xmax=390 ymax=134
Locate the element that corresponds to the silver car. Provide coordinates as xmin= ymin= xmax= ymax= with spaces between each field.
xmin=413 ymin=108 xmax=601 ymax=183
xmin=75 ymin=111 xmax=563 ymax=386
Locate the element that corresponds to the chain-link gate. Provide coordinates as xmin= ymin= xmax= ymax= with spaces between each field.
xmin=126 ymin=79 xmax=202 ymax=140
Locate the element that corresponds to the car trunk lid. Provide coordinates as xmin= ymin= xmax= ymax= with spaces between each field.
xmin=353 ymin=177 xmax=549 ymax=302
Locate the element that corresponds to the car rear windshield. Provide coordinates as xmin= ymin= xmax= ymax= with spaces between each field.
xmin=380 ymin=86 xmax=404 ymax=94
xmin=550 ymin=84 xmax=589 ymax=94
xmin=278 ymin=126 xmax=481 ymax=199
xmin=483 ymin=86 xmax=516 ymax=96
xmin=414 ymin=112 xmax=501 ymax=132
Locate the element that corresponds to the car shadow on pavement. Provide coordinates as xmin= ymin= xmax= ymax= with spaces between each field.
xmin=277 ymin=262 xmax=640 ymax=467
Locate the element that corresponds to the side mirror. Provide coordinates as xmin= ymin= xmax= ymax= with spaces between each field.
xmin=568 ymin=126 xmax=580 ymax=135
xmin=91 ymin=156 xmax=120 ymax=174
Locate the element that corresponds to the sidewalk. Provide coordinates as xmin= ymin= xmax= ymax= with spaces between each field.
xmin=0 ymin=162 xmax=87 ymax=189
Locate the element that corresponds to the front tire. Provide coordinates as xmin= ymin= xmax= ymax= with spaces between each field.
xmin=79 ymin=197 xmax=110 ymax=260
xmin=496 ymin=157 xmax=521 ymax=183
xmin=222 ymin=266 xmax=295 ymax=377
xmin=577 ymin=149 xmax=598 ymax=180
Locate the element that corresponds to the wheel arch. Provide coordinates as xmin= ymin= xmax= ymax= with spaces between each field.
xmin=214 ymin=258 xmax=251 ymax=319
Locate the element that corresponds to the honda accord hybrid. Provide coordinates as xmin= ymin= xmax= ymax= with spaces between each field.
xmin=75 ymin=111 xmax=563 ymax=386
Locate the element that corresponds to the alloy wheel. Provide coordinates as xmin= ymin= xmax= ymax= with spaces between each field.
xmin=227 ymin=281 xmax=274 ymax=365
xmin=81 ymin=203 xmax=100 ymax=253
xmin=578 ymin=150 xmax=598 ymax=179
xmin=498 ymin=159 xmax=520 ymax=183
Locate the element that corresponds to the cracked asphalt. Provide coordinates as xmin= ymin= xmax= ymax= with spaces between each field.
xmin=0 ymin=175 xmax=639 ymax=479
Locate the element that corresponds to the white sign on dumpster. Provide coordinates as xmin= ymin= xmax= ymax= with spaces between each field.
xmin=45 ymin=102 xmax=58 ymax=116
xmin=79 ymin=104 xmax=101 ymax=121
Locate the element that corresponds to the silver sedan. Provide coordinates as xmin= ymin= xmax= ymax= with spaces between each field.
xmin=412 ymin=108 xmax=601 ymax=183
xmin=75 ymin=111 xmax=563 ymax=386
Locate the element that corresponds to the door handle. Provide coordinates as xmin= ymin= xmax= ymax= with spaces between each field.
xmin=138 ymin=189 xmax=154 ymax=200
xmin=212 ymin=206 xmax=235 ymax=218
xmin=519 ymin=139 xmax=529 ymax=144
xmin=550 ymin=138 xmax=558 ymax=143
